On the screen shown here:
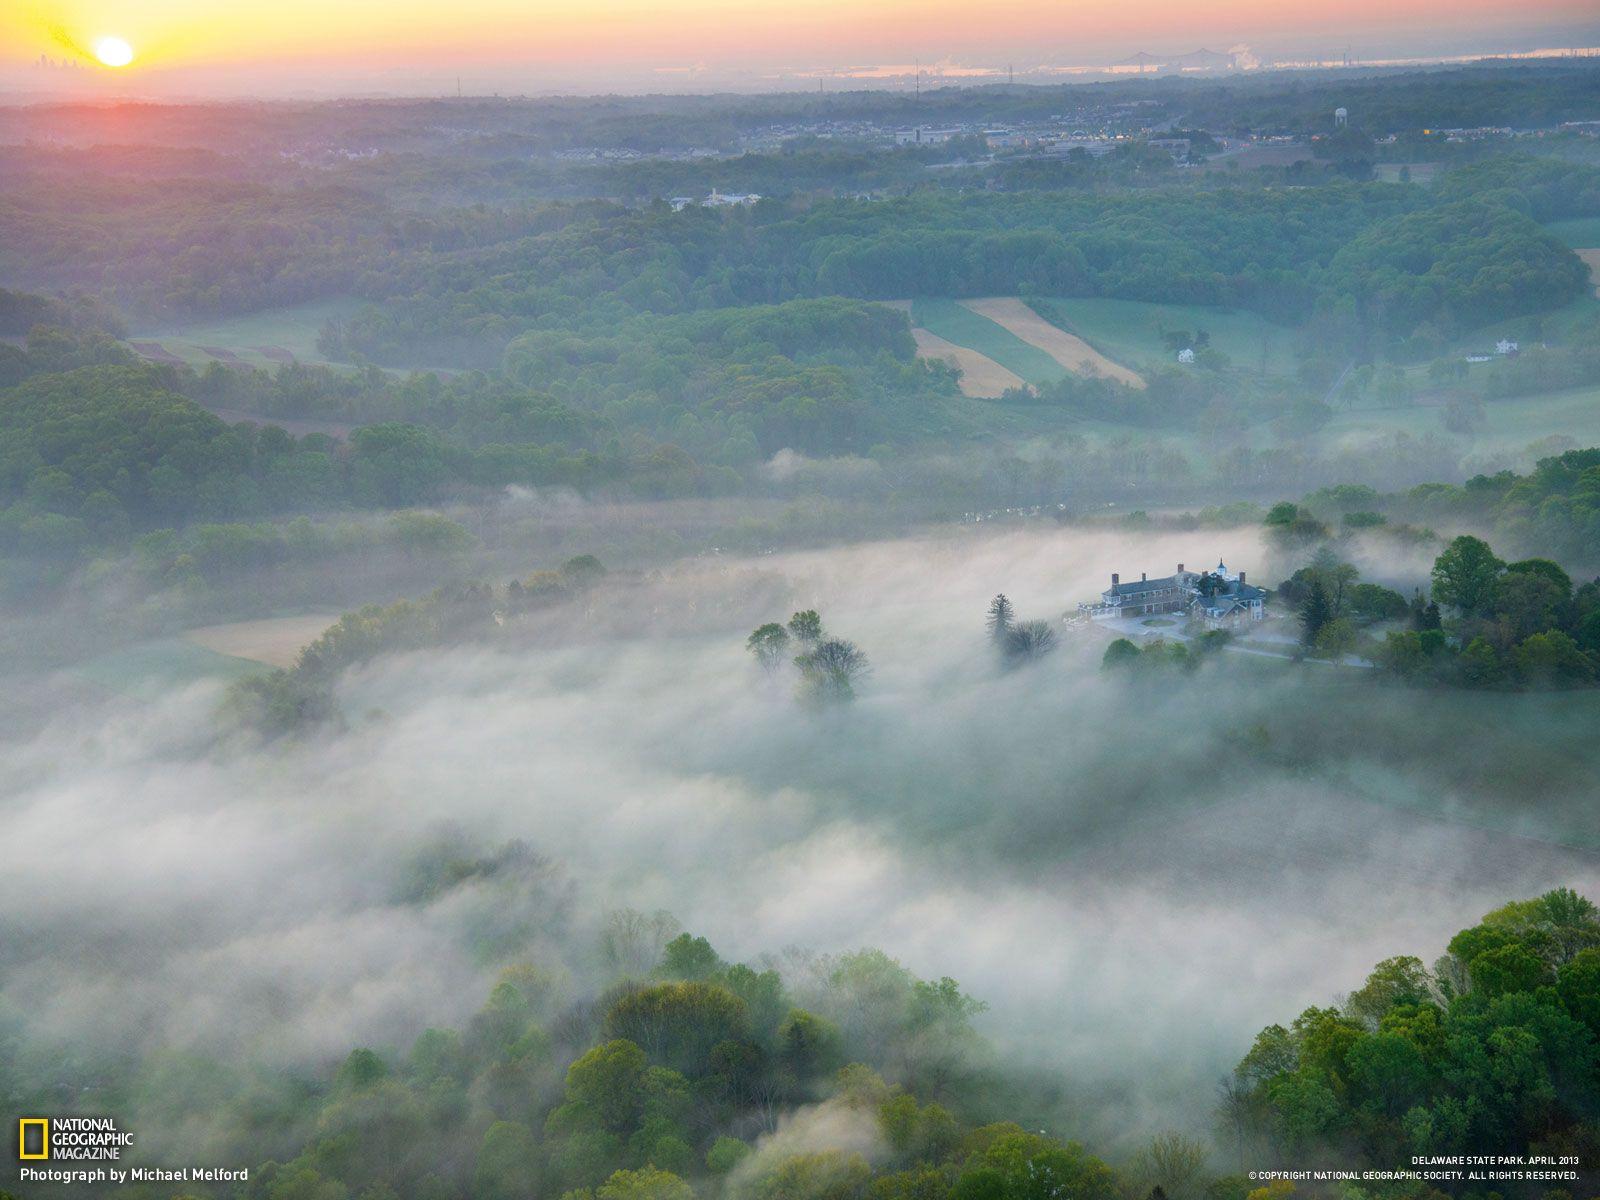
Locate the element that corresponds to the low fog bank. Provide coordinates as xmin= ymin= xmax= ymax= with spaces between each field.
xmin=3 ymin=523 xmax=1597 ymax=1148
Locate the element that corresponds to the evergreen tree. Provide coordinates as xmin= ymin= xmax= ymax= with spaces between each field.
xmin=986 ymin=594 xmax=1016 ymax=646
xmin=1408 ymin=589 xmax=1428 ymax=630
xmin=1300 ymin=577 xmax=1333 ymax=647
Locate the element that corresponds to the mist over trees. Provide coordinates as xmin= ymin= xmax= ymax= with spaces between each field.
xmin=6 ymin=57 xmax=1600 ymax=1200
xmin=1225 ymin=890 xmax=1600 ymax=1169
xmin=744 ymin=610 xmax=870 ymax=703
xmin=985 ymin=594 xmax=1058 ymax=668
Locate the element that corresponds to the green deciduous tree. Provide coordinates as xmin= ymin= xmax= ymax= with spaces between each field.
xmin=1515 ymin=631 xmax=1595 ymax=686
xmin=1430 ymin=535 xmax=1504 ymax=617
xmin=565 ymin=1040 xmax=648 ymax=1131
xmin=1101 ymin=638 xmax=1141 ymax=670
xmin=748 ymin=623 xmax=792 ymax=673
xmin=795 ymin=638 xmax=869 ymax=704
xmin=787 ymin=610 xmax=823 ymax=646
xmin=604 ymin=983 xmax=750 ymax=1075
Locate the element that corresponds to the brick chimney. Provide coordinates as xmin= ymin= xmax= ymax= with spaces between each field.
xmin=1141 ymin=572 xmax=1147 ymax=582
xmin=1177 ymin=563 xmax=1185 ymax=574
xmin=1239 ymin=570 xmax=1246 ymax=585
xmin=1111 ymin=573 xmax=1119 ymax=589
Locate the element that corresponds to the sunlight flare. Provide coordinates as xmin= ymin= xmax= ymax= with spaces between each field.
xmin=93 ymin=35 xmax=134 ymax=66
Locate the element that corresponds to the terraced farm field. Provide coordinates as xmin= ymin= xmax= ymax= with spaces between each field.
xmin=961 ymin=297 xmax=1145 ymax=387
xmin=909 ymin=328 xmax=1025 ymax=397
xmin=896 ymin=296 xmax=1148 ymax=396
xmin=911 ymin=298 xmax=1069 ymax=385
xmin=893 ymin=294 xmax=1296 ymax=396
xmin=1033 ymin=296 xmax=1300 ymax=375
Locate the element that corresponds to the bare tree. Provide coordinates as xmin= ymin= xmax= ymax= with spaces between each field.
xmin=600 ymin=908 xmax=681 ymax=979
xmin=796 ymin=638 xmax=870 ymax=703
xmin=1005 ymin=619 xmax=1057 ymax=665
xmin=1129 ymin=1131 xmax=1211 ymax=1200
xmin=1214 ymin=1074 xmax=1267 ymax=1173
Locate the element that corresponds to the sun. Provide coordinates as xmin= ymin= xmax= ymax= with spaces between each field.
xmin=93 ymin=36 xmax=134 ymax=67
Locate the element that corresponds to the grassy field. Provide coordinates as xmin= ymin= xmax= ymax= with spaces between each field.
xmin=1546 ymin=217 xmax=1600 ymax=249
xmin=1034 ymin=297 xmax=1301 ymax=376
xmin=132 ymin=298 xmax=363 ymax=370
xmin=1439 ymin=295 xmax=1600 ymax=358
xmin=911 ymin=298 xmax=1071 ymax=385
xmin=72 ymin=638 xmax=269 ymax=701
xmin=1373 ymin=162 xmax=1441 ymax=184
xmin=1323 ymin=382 xmax=1600 ymax=457
xmin=186 ymin=613 xmax=336 ymax=668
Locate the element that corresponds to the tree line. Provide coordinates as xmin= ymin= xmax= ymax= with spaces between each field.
xmin=1224 ymin=889 xmax=1600 ymax=1175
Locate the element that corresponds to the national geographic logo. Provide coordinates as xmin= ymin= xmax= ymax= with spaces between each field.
xmin=13 ymin=1116 xmax=247 ymax=1186
xmin=15 ymin=1117 xmax=132 ymax=1161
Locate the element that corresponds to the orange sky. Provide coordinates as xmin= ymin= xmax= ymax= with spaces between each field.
xmin=4 ymin=0 xmax=1598 ymax=91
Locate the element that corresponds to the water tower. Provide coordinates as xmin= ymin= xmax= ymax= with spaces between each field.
xmin=1334 ymin=106 xmax=1349 ymax=127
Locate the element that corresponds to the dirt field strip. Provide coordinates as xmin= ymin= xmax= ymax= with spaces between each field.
xmin=959 ymin=297 xmax=1146 ymax=388
xmin=909 ymin=328 xmax=1025 ymax=398
xmin=129 ymin=341 xmax=185 ymax=364
xmin=1577 ymin=249 xmax=1600 ymax=296
xmin=184 ymin=614 xmax=338 ymax=668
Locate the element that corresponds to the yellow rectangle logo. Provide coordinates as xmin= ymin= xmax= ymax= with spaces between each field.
xmin=18 ymin=1118 xmax=49 ymax=1159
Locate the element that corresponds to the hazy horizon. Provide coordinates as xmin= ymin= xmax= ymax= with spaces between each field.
xmin=6 ymin=14 xmax=1600 ymax=1193
xmin=4 ymin=0 xmax=1599 ymax=100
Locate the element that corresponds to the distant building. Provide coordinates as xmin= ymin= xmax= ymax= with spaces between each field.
xmin=1079 ymin=560 xmax=1267 ymax=626
xmin=1177 ymin=347 xmax=1196 ymax=364
xmin=702 ymin=189 xmax=761 ymax=208
xmin=894 ymin=127 xmax=961 ymax=145
xmin=1496 ymin=338 xmax=1520 ymax=356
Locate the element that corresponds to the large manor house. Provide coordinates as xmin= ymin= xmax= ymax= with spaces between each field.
xmin=1080 ymin=560 xmax=1267 ymax=626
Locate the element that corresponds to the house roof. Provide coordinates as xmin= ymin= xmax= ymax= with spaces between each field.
xmin=1197 ymin=584 xmax=1265 ymax=612
xmin=1101 ymin=565 xmax=1265 ymax=605
xmin=1106 ymin=574 xmax=1181 ymax=596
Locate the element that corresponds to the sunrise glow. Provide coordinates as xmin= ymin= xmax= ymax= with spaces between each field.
xmin=92 ymin=35 xmax=134 ymax=66
xmin=3 ymin=0 xmax=1597 ymax=93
